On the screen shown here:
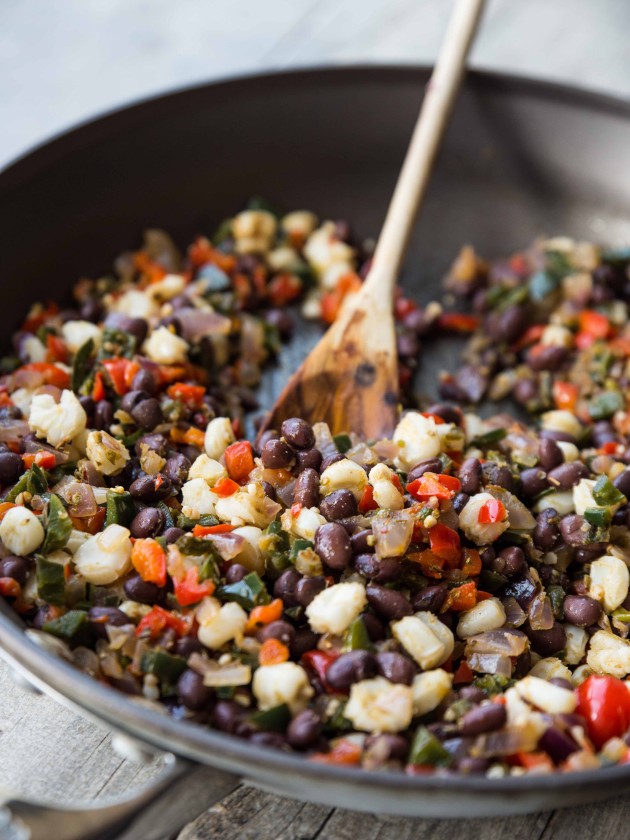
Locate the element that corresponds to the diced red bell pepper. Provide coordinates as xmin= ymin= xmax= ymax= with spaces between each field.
xmin=131 ymin=538 xmax=167 ymax=587
xmin=394 ymin=296 xmax=417 ymax=320
xmin=437 ymin=313 xmax=480 ymax=333
xmin=166 ymin=382 xmax=206 ymax=408
xmin=406 ymin=472 xmax=461 ymax=502
xmin=19 ymin=363 xmax=70 ymax=390
xmin=452 ymin=660 xmax=474 ymax=685
xmin=428 ymin=523 xmax=461 ymax=565
xmin=411 ymin=549 xmax=446 ymax=580
xmin=290 ymin=502 xmax=303 ymax=518
xmin=102 ymin=358 xmax=137 ymax=396
xmin=441 ymin=581 xmax=477 ymax=612
xmin=192 ymin=523 xmax=236 ymax=536
xmin=268 ymin=273 xmax=303 ymax=307
xmin=599 ymin=441 xmax=619 ymax=455
xmin=358 ymin=484 xmax=379 ymax=513
xmin=174 ymin=567 xmax=215 ymax=607
xmin=575 ymin=331 xmax=596 ymax=350
xmin=311 ymin=740 xmax=362 ymax=765
xmin=69 ymin=507 xmax=106 ymax=535
xmin=224 ymin=440 xmax=255 ymax=484
xmin=579 ymin=309 xmax=610 ymax=339
xmin=301 ymin=649 xmax=339 ymax=692
xmin=136 ymin=605 xmax=190 ymax=638
xmin=477 ymin=498 xmax=506 ymax=524
xmin=92 ymin=371 xmax=106 ymax=401
xmin=21 ymin=302 xmax=59 ymax=333
xmin=46 ymin=334 xmax=69 ymax=364
xmin=552 ymin=380 xmax=579 ymax=412
xmin=512 ymin=324 xmax=545 ymax=352
xmin=22 ymin=451 xmax=56 ymax=470
xmin=212 ymin=477 xmax=240 ymax=497
xmin=576 ymin=674 xmax=630 ymax=749
xmin=461 ymin=547 xmax=482 ymax=578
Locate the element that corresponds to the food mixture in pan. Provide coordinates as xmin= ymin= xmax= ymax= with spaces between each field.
xmin=2 ymin=203 xmax=630 ymax=777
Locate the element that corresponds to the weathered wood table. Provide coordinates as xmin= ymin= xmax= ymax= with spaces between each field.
xmin=2 ymin=0 xmax=630 ymax=837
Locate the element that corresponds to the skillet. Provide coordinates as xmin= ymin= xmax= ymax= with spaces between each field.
xmin=1 ymin=66 xmax=630 ymax=838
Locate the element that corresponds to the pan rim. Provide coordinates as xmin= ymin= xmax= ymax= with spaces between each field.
xmin=1 ymin=63 xmax=630 ymax=802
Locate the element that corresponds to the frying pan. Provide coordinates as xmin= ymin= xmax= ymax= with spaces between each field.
xmin=1 ymin=66 xmax=630 ymax=839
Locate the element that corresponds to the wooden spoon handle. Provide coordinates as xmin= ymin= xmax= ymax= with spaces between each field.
xmin=363 ymin=0 xmax=486 ymax=301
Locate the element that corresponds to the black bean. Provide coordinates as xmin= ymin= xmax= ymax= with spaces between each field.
xmin=78 ymin=395 xmax=95 ymax=425
xmin=563 ymin=595 xmax=602 ymax=627
xmin=520 ymin=468 xmax=549 ymax=498
xmin=163 ymin=453 xmax=191 ymax=486
xmin=539 ymin=727 xmax=578 ymax=763
xmin=496 ymin=305 xmax=528 ymax=343
xmin=135 ymin=433 xmax=169 ymax=457
xmin=457 ymin=757 xmax=491 ymax=774
xmin=527 ymin=345 xmax=569 ymax=372
xmin=295 ymin=576 xmax=326 ymax=607
xmin=407 ymin=458 xmax=443 ymax=483
xmin=365 ymin=734 xmax=409 ymax=763
xmin=281 ymin=418 xmax=315 ymax=450
xmin=131 ymin=368 xmax=158 ymax=396
xmin=452 ymin=492 xmax=470 ymax=513
xmin=350 ymin=529 xmax=373 ymax=554
xmin=257 ymin=620 xmax=295 ymax=647
xmin=172 ymin=636 xmax=203 ymax=658
xmin=177 ymin=669 xmax=213 ymax=711
xmin=121 ymin=389 xmax=150 ymax=414
xmin=458 ymin=458 xmax=482 ymax=495
xmin=265 ymin=309 xmax=295 ymax=341
xmin=80 ymin=298 xmax=103 ymax=322
xmin=319 ymin=489 xmax=357 ymax=521
xmin=255 ymin=429 xmax=279 ymax=455
xmin=225 ymin=563 xmax=248 ymax=584
xmin=249 ymin=731 xmax=286 ymax=749
xmin=411 ymin=584 xmax=447 ymax=613
xmin=212 ymin=700 xmax=245 ymax=733
xmin=592 ymin=420 xmax=617 ymax=448
xmin=375 ymin=651 xmax=415 ymax=685
xmin=426 ymin=404 xmax=462 ymax=426
xmin=129 ymin=506 xmax=164 ymax=538
xmin=320 ymin=453 xmax=344 ymax=471
xmin=326 ymin=650 xmax=376 ymax=690
xmin=295 ymin=448 xmax=322 ymax=474
xmin=614 ymin=469 xmax=630 ymax=498
xmin=559 ymin=514 xmax=591 ymax=546
xmin=163 ymin=527 xmax=185 ymax=544
xmin=314 ymin=522 xmax=352 ymax=570
xmin=362 ymin=612 xmax=386 ymax=641
xmin=0 ymin=556 xmax=29 ymax=585
xmin=403 ymin=308 xmax=430 ymax=335
xmin=354 ymin=554 xmax=404 ymax=583
xmin=293 ymin=468 xmax=320 ymax=508
xmin=291 ymin=628 xmax=320 ymax=659
xmin=483 ymin=463 xmax=514 ymax=491
xmin=574 ymin=544 xmax=607 ymax=564
xmin=459 ymin=686 xmax=486 ymax=703
xmin=274 ymin=568 xmax=301 ymax=607
xmin=513 ymin=377 xmax=539 ymax=406
xmin=131 ymin=398 xmax=163 ymax=431
xmin=262 ymin=438 xmax=295 ymax=470
xmin=287 ymin=709 xmax=322 ymax=749
xmin=497 ymin=546 xmax=525 ymax=577
xmin=480 ymin=547 xmax=495 ymax=569
xmin=526 ymin=621 xmax=567 ymax=656
xmin=540 ymin=430 xmax=577 ymax=444
xmin=93 ymin=400 xmax=114 ymax=430
xmin=88 ymin=606 xmax=130 ymax=639
xmin=366 ymin=584 xmax=412 ymax=620
xmin=129 ymin=473 xmax=173 ymax=502
xmin=538 ymin=438 xmax=563 ymax=471
xmin=547 ymin=461 xmax=589 ymax=490
xmin=460 ymin=703 xmax=507 ymax=736
xmin=124 ymin=573 xmax=163 ymax=605
xmin=533 ymin=508 xmax=561 ymax=551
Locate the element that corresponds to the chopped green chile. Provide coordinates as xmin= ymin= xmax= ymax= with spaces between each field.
xmin=408 ymin=726 xmax=452 ymax=768
xmin=218 ymin=572 xmax=270 ymax=610
xmin=584 ymin=506 xmax=612 ymax=528
xmin=470 ymin=428 xmax=507 ymax=447
xmin=333 ymin=433 xmax=352 ymax=454
xmin=104 ymin=490 xmax=136 ymax=527
xmin=547 ymin=585 xmax=565 ymax=620
xmin=290 ymin=538 xmax=314 ymax=562
xmin=157 ymin=501 xmax=175 ymax=529
xmin=343 ymin=617 xmax=374 ymax=652
xmin=98 ymin=327 xmax=136 ymax=360
xmin=177 ymin=513 xmax=219 ymax=530
xmin=588 ymin=391 xmax=625 ymax=420
xmin=592 ymin=476 xmax=627 ymax=508
xmin=478 ymin=570 xmax=509 ymax=593
xmin=5 ymin=464 xmax=48 ymax=502
xmin=36 ymin=556 xmax=67 ymax=606
xmin=43 ymin=609 xmax=88 ymax=645
xmin=71 ymin=338 xmax=95 ymax=393
xmin=140 ymin=650 xmax=187 ymax=683
xmin=41 ymin=494 xmax=72 ymax=554
xmin=249 ymin=703 xmax=291 ymax=731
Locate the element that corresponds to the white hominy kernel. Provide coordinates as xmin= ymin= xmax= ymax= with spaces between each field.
xmin=564 ymin=624 xmax=589 ymax=666
xmin=586 ymin=630 xmax=630 ymax=678
xmin=411 ymin=669 xmax=453 ymax=716
xmin=73 ymin=524 xmax=132 ymax=585
xmin=215 ymin=485 xmax=279 ymax=528
xmin=306 ymin=582 xmax=367 ymax=635
xmin=196 ymin=599 xmax=248 ymax=650
xmin=231 ymin=526 xmax=265 ymax=575
xmin=0 ymin=506 xmax=45 ymax=556
xmin=143 ymin=326 xmax=189 ymax=365
xmin=528 ymin=657 xmax=573 ymax=683
xmin=188 ymin=454 xmax=228 ymax=485
xmin=540 ymin=325 xmax=574 ymax=348
xmin=345 ymin=677 xmax=413 ymax=733
xmin=204 ymin=417 xmax=236 ymax=460
xmin=535 ymin=490 xmax=574 ymax=516
xmin=540 ymin=410 xmax=583 ymax=439
xmin=458 ymin=493 xmax=510 ymax=545
xmin=557 ymin=442 xmax=580 ymax=462
xmin=181 ymin=478 xmax=219 ymax=517
xmin=61 ymin=320 xmax=102 ymax=353
xmin=456 ymin=598 xmax=506 ymax=639
xmin=303 ymin=222 xmax=354 ymax=277
xmin=253 ymin=663 xmax=313 ymax=713
xmin=280 ymin=506 xmax=326 ymax=540
xmin=393 ymin=411 xmax=443 ymax=471
xmin=85 ymin=430 xmax=130 ymax=476
xmin=29 ymin=389 xmax=87 ymax=448
xmin=589 ymin=554 xmax=629 ymax=611
xmin=319 ymin=458 xmax=368 ymax=501
xmin=266 ymin=246 xmax=300 ymax=272
xmin=391 ymin=612 xmax=454 ymax=670
xmin=281 ymin=210 xmax=318 ymax=241
xmin=515 ymin=675 xmax=577 ymax=714
xmin=232 ymin=210 xmax=277 ymax=243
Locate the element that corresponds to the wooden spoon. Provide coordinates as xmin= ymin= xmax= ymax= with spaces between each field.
xmin=262 ymin=0 xmax=486 ymax=440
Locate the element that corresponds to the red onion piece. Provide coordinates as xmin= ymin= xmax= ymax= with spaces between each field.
xmin=372 ymin=510 xmax=413 ymax=558
xmin=528 ymin=592 xmax=554 ymax=631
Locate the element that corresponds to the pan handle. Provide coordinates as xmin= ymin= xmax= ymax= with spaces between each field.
xmin=0 ymin=753 xmax=240 ymax=840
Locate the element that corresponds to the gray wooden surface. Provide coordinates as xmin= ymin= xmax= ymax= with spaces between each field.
xmin=2 ymin=1 xmax=630 ymax=838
